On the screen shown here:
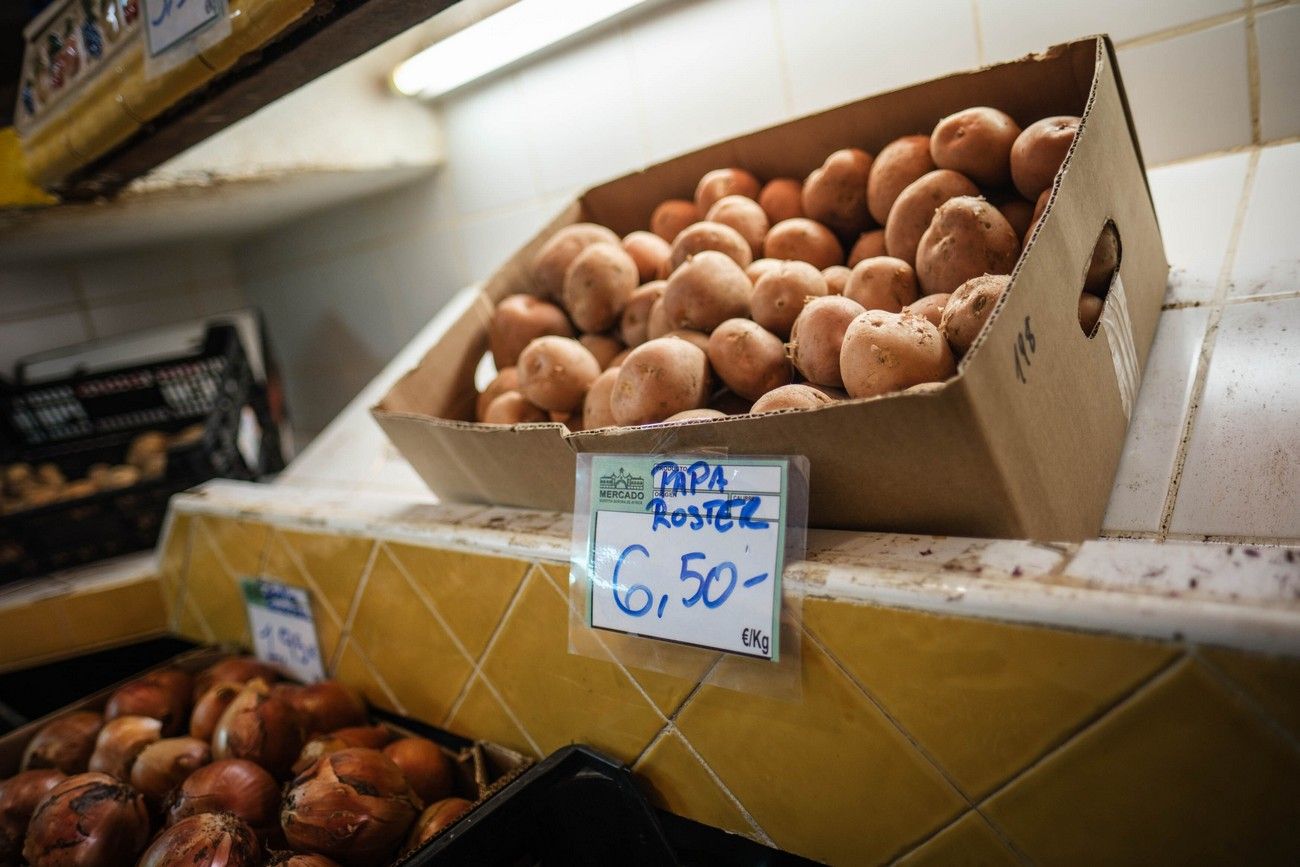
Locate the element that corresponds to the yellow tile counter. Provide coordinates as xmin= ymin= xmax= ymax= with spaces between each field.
xmin=151 ymin=481 xmax=1300 ymax=865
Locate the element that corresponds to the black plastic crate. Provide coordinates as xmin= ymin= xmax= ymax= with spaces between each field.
xmin=0 ymin=323 xmax=285 ymax=584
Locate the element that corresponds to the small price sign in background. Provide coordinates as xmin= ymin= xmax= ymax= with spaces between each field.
xmin=241 ymin=578 xmax=325 ymax=683
xmin=579 ymin=454 xmax=803 ymax=661
xmin=143 ymin=0 xmax=227 ymax=58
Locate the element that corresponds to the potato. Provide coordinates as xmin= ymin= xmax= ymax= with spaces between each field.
xmin=580 ymin=333 xmax=626 ymax=369
xmin=663 ymin=250 xmax=751 ymax=332
xmin=867 ymin=135 xmax=935 ymax=225
xmin=1011 ymin=116 xmax=1080 ymax=199
xmin=695 ymin=168 xmax=760 ymax=212
xmin=915 ymin=196 xmax=1020 ymax=295
xmin=764 ymin=218 xmax=844 ymax=270
xmin=997 ymin=197 xmax=1035 ymax=241
xmin=758 ymin=178 xmax=804 ymax=224
xmin=706 ymin=319 xmax=792 ymax=401
xmin=711 ymin=390 xmax=753 ymax=415
xmin=751 ymin=384 xmax=836 ymax=414
xmin=665 ymin=408 xmax=726 ymax=422
xmin=902 ymin=293 xmax=951 ymax=328
xmin=610 ymin=347 xmax=632 ymax=368
xmin=802 ymin=148 xmax=873 ymax=240
xmin=822 ymin=265 xmax=851 ymax=295
xmin=751 ymin=260 xmax=828 ymax=338
xmin=489 ymin=294 xmax=575 ymax=368
xmin=532 ymin=223 xmax=621 ymax=299
xmin=647 ymin=297 xmax=672 ymax=340
xmin=788 ymin=295 xmax=866 ymax=388
xmin=583 ymin=366 xmax=621 ymax=430
xmin=1031 ymin=188 xmax=1051 ymax=228
xmin=884 ymin=169 xmax=980 ymax=266
xmin=622 ymin=231 xmax=672 ymax=282
xmin=840 ymin=310 xmax=956 ymax=398
xmin=663 ymin=329 xmax=712 ymax=356
xmin=476 ymin=367 xmax=519 ymax=421
xmin=1084 ymin=223 xmax=1120 ymax=295
xmin=844 ymin=256 xmax=919 ymax=312
xmin=483 ymin=391 xmax=549 ymax=425
xmin=1079 ymin=292 xmax=1104 ymax=335
xmin=941 ymin=273 xmax=1010 ymax=355
xmin=930 ymin=107 xmax=1021 ymax=188
xmin=549 ymin=409 xmax=582 ymax=431
xmin=848 ymin=229 xmax=887 ymax=267
xmin=651 ymin=199 xmax=702 ymax=243
xmin=620 ymin=281 xmax=666 ymax=347
xmin=611 ymin=338 xmax=711 ymax=425
xmin=669 ymin=221 xmax=753 ymax=270
xmin=517 ymin=336 xmax=602 ymax=412
xmin=746 ymin=258 xmax=782 ymax=284
xmin=706 ymin=195 xmax=770 ymax=258
xmin=562 ymin=243 xmax=639 ymax=332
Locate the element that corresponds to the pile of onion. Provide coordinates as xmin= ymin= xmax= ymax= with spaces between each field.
xmin=105 ymin=668 xmax=193 ymax=737
xmin=20 ymin=711 xmax=102 ymax=774
xmin=212 ymin=679 xmax=304 ymax=779
xmin=166 ymin=758 xmax=281 ymax=837
xmin=138 ymin=813 xmax=261 ymax=867
xmin=0 ymin=769 xmax=65 ymax=864
xmin=23 ymin=772 xmax=150 ymax=866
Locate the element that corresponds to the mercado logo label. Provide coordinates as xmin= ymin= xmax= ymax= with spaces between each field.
xmin=598 ymin=466 xmax=646 ymax=503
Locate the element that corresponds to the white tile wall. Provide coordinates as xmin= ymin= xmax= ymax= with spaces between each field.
xmin=0 ymin=310 xmax=90 ymax=375
xmin=1116 ymin=19 xmax=1252 ymax=165
xmin=1230 ymin=142 xmax=1300 ymax=299
xmin=1255 ymin=3 xmax=1300 ymax=144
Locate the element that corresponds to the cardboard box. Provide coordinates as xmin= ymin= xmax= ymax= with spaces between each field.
xmin=0 ymin=647 xmax=533 ymax=861
xmin=374 ymin=35 xmax=1168 ymax=542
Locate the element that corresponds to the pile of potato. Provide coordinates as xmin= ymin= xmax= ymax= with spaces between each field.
xmin=477 ymin=108 xmax=1114 ymax=429
xmin=0 ymin=426 xmax=202 ymax=515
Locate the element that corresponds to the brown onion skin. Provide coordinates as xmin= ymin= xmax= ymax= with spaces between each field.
xmin=105 ymin=669 xmax=191 ymax=737
xmin=264 ymin=853 xmax=342 ymax=867
xmin=0 ymin=769 xmax=65 ymax=865
xmin=166 ymin=758 xmax=281 ymax=835
xmin=88 ymin=715 xmax=162 ymax=780
xmin=382 ymin=738 xmax=455 ymax=805
xmin=276 ymin=682 xmax=366 ymax=736
xmin=193 ymin=658 xmax=281 ymax=702
xmin=130 ymin=737 xmax=212 ymax=804
xmin=291 ymin=725 xmax=394 ymax=775
xmin=23 ymin=772 xmax=150 ymax=867
xmin=281 ymin=748 xmax=420 ymax=866
xmin=191 ymin=682 xmax=242 ymax=742
xmin=138 ymin=812 xmax=260 ymax=867
xmin=21 ymin=711 xmax=103 ymax=774
xmin=213 ymin=680 xmax=304 ymax=780
xmin=407 ymin=798 xmax=472 ymax=851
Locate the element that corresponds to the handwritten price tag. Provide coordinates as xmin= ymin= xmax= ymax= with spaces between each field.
xmin=143 ymin=0 xmax=226 ymax=57
xmin=241 ymin=578 xmax=325 ymax=683
xmin=581 ymin=455 xmax=796 ymax=660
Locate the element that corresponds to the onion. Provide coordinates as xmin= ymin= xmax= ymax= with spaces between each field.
xmin=138 ymin=812 xmax=260 ymax=867
xmin=406 ymin=797 xmax=472 ymax=851
xmin=291 ymin=725 xmax=394 ymax=775
xmin=382 ymin=738 xmax=455 ymax=804
xmin=0 ymin=769 xmax=65 ymax=864
xmin=281 ymin=748 xmax=420 ymax=865
xmin=166 ymin=758 xmax=281 ymax=836
xmin=21 ymin=711 xmax=103 ymax=774
xmin=105 ymin=669 xmax=191 ymax=736
xmin=88 ymin=715 xmax=162 ymax=779
xmin=264 ymin=853 xmax=343 ymax=867
xmin=276 ymin=682 xmax=366 ymax=736
xmin=213 ymin=679 xmax=303 ymax=779
xmin=130 ymin=737 xmax=212 ymax=804
xmin=190 ymin=682 xmax=242 ymax=742
xmin=22 ymin=772 xmax=150 ymax=867
xmin=194 ymin=657 xmax=281 ymax=702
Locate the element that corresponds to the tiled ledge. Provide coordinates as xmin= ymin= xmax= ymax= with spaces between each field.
xmin=167 ymin=479 xmax=1300 ymax=657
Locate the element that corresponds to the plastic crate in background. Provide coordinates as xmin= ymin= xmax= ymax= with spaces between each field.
xmin=0 ymin=322 xmax=288 ymax=584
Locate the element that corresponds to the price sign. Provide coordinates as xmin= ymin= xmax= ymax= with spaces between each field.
xmin=241 ymin=578 xmax=325 ymax=683
xmin=580 ymin=455 xmax=800 ymax=661
xmin=143 ymin=0 xmax=227 ymax=58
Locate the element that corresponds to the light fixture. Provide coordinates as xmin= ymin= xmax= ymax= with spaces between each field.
xmin=392 ymin=0 xmax=654 ymax=100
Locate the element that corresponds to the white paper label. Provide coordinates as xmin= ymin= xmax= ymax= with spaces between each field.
xmin=143 ymin=0 xmax=226 ymax=57
xmin=581 ymin=456 xmax=790 ymax=660
xmin=241 ymin=578 xmax=325 ymax=683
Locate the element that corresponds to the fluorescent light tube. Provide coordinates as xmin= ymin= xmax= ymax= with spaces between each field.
xmin=392 ymin=0 xmax=653 ymax=99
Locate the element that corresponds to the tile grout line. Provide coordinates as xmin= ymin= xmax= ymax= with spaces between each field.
xmin=766 ymin=0 xmax=796 ymax=117
xmin=1244 ymin=0 xmax=1262 ymax=145
xmin=384 ymin=544 xmax=481 ymax=670
xmin=164 ymin=517 xmax=196 ymax=633
xmin=884 ymin=809 xmax=1030 ymax=867
xmin=1114 ymin=8 xmax=1248 ymax=51
xmin=968 ymin=0 xmax=986 ymax=66
xmin=64 ymin=263 xmax=98 ymax=340
xmin=329 ymin=539 xmax=382 ymax=674
xmin=667 ymin=723 xmax=777 ymax=848
xmin=1191 ymin=647 xmax=1300 ymax=758
xmin=342 ymin=636 xmax=408 ymax=716
xmin=270 ymin=530 xmax=347 ymax=631
xmin=1156 ymin=148 xmax=1261 ymax=538
xmin=628 ymin=654 xmax=722 ymax=769
xmin=439 ymin=561 xmax=536 ymax=727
